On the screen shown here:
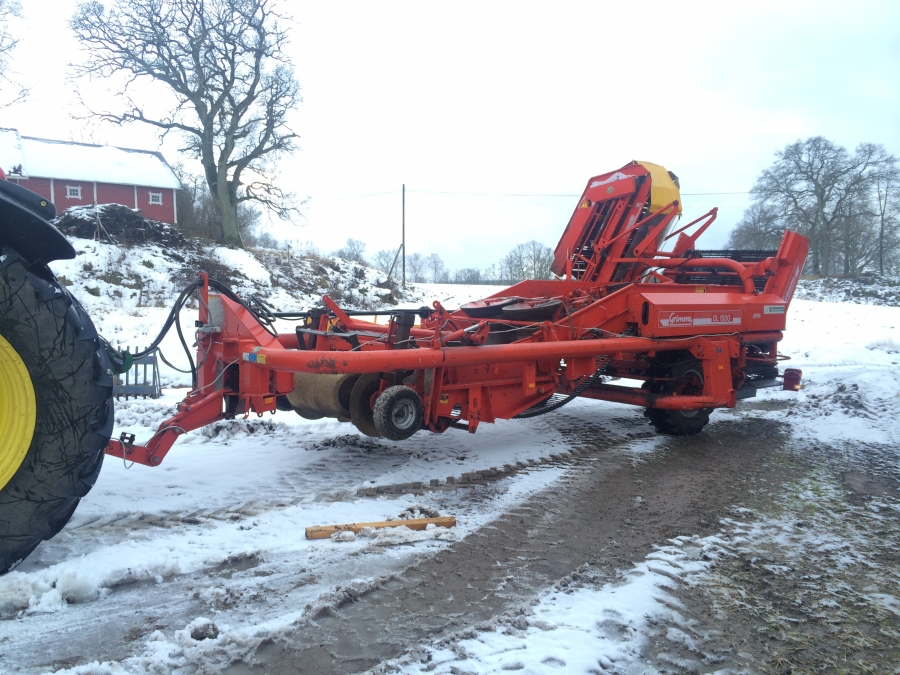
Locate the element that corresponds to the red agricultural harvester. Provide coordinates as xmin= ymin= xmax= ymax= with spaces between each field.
xmin=0 ymin=161 xmax=807 ymax=571
xmin=108 ymin=161 xmax=808 ymax=459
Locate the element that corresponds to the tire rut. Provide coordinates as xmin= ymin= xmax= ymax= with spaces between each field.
xmin=226 ymin=417 xmax=788 ymax=674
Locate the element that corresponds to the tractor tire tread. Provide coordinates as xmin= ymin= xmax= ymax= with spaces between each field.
xmin=0 ymin=248 xmax=113 ymax=573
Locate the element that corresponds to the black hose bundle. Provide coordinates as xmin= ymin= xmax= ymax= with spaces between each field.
xmin=513 ymin=370 xmax=605 ymax=419
xmin=102 ymin=277 xmax=279 ymax=389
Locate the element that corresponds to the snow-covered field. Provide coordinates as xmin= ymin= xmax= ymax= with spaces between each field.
xmin=1 ymin=239 xmax=898 ymax=674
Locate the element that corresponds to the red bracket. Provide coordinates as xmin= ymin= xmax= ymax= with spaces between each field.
xmin=105 ymin=390 xmax=226 ymax=467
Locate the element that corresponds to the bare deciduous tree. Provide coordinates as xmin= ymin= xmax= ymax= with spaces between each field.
xmin=371 ymin=249 xmax=395 ymax=273
xmin=406 ymin=252 xmax=426 ymax=283
xmin=0 ymin=0 xmax=19 ymax=70
xmin=750 ymin=137 xmax=894 ymax=275
xmin=427 ymin=253 xmax=447 ymax=283
xmin=71 ymin=0 xmax=301 ymax=247
xmin=481 ymin=264 xmax=500 ymax=283
xmin=873 ymin=156 xmax=900 ymax=274
xmin=834 ymin=190 xmax=878 ymax=276
xmin=0 ymin=0 xmax=27 ymax=104
xmin=172 ymin=164 xmax=264 ymax=243
xmin=500 ymin=240 xmax=553 ymax=282
xmin=726 ymin=202 xmax=785 ymax=250
xmin=334 ymin=238 xmax=367 ymax=263
xmin=249 ymin=228 xmax=279 ymax=249
xmin=454 ymin=268 xmax=481 ymax=284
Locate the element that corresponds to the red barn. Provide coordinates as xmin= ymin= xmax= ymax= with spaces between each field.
xmin=0 ymin=129 xmax=181 ymax=225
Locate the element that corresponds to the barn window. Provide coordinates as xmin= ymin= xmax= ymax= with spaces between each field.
xmin=66 ymin=186 xmax=81 ymax=199
xmin=149 ymin=192 xmax=163 ymax=205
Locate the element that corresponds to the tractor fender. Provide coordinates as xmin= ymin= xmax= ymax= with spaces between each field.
xmin=0 ymin=179 xmax=75 ymax=265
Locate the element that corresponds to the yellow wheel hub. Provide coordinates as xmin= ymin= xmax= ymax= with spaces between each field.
xmin=0 ymin=333 xmax=36 ymax=490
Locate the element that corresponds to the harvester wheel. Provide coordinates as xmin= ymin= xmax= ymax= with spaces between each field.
xmin=373 ymin=386 xmax=424 ymax=441
xmin=0 ymin=250 xmax=114 ymax=573
xmin=643 ymin=356 xmax=711 ymax=436
xmin=644 ymin=406 xmax=711 ymax=436
xmin=349 ymin=373 xmax=382 ymax=437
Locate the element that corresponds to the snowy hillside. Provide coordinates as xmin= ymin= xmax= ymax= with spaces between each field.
xmin=46 ymin=211 xmax=504 ymax=388
xmin=52 ymin=230 xmax=405 ymax=316
xmin=795 ymin=273 xmax=900 ymax=306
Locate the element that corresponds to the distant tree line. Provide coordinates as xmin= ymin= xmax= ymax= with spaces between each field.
xmin=341 ymin=239 xmax=556 ymax=285
xmin=729 ymin=136 xmax=899 ymax=276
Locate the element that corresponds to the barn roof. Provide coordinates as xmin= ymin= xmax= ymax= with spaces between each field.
xmin=0 ymin=129 xmax=181 ymax=190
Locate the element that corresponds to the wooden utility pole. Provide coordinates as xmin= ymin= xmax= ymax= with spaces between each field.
xmin=402 ymin=184 xmax=406 ymax=287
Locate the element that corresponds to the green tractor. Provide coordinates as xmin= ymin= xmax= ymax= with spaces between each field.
xmin=0 ymin=179 xmax=114 ymax=572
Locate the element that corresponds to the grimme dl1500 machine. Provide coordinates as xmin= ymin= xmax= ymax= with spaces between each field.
xmin=0 ymin=161 xmax=807 ymax=571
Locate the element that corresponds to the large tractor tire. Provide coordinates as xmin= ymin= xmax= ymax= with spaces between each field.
xmin=0 ymin=249 xmax=114 ymax=573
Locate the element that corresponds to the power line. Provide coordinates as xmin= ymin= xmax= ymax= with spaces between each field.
xmin=406 ymin=189 xmax=580 ymax=197
xmin=324 ymin=190 xmax=397 ymax=200
xmin=329 ymin=188 xmax=752 ymax=200
xmin=402 ymin=188 xmax=753 ymax=197
xmin=681 ymin=191 xmax=751 ymax=196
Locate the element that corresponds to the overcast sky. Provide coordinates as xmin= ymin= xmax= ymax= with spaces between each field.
xmin=3 ymin=1 xmax=899 ymax=271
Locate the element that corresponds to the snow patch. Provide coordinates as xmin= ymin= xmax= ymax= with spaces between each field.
xmin=213 ymin=246 xmax=271 ymax=283
xmin=796 ymin=274 xmax=900 ymax=307
xmin=388 ymin=535 xmax=725 ymax=674
xmin=867 ymin=337 xmax=900 ymax=354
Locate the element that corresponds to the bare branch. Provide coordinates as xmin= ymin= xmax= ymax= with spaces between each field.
xmin=70 ymin=0 xmax=301 ymax=246
xmin=745 ymin=136 xmax=898 ymax=276
xmin=0 ymin=0 xmax=27 ymax=105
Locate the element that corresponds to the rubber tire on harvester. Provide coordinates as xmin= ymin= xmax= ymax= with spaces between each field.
xmin=0 ymin=249 xmax=114 ymax=573
xmin=373 ymin=385 xmax=424 ymax=441
xmin=349 ymin=373 xmax=382 ymax=438
xmin=643 ymin=355 xmax=711 ymax=436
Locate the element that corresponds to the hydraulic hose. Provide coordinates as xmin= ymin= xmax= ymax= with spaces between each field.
xmin=102 ymin=277 xmax=279 ymax=388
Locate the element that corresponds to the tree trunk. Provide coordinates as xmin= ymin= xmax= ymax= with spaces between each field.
xmin=215 ymin=181 xmax=242 ymax=247
xmin=220 ymin=201 xmax=242 ymax=247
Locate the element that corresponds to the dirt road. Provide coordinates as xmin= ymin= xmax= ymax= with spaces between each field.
xmin=222 ymin=404 xmax=899 ymax=674
xmin=4 ymin=397 xmax=898 ymax=674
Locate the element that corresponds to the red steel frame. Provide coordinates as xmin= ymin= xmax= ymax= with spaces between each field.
xmin=106 ymin=163 xmax=809 ymax=467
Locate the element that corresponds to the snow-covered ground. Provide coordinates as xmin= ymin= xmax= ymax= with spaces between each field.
xmin=752 ymin=298 xmax=900 ymax=445
xmin=1 ymin=237 xmax=898 ymax=674
xmin=1 ymin=415 xmax=577 ymax=672
xmin=796 ymin=273 xmax=900 ymax=307
xmin=388 ymin=535 xmax=726 ymax=674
